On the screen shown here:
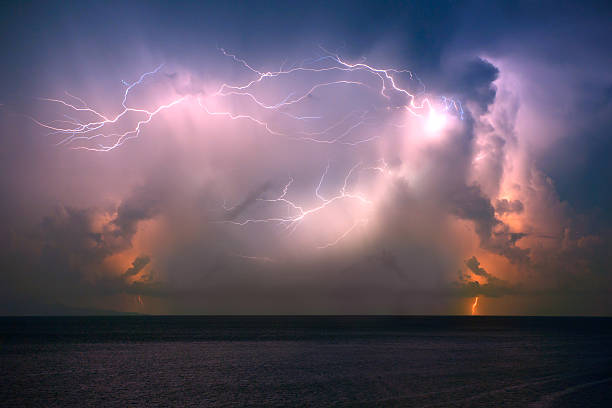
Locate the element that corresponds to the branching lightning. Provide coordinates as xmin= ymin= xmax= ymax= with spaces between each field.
xmin=472 ymin=296 xmax=479 ymax=315
xmin=30 ymin=47 xmax=463 ymax=251
xmin=220 ymin=161 xmax=376 ymax=248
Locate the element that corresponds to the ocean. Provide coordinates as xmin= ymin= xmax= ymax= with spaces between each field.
xmin=1 ymin=316 xmax=611 ymax=407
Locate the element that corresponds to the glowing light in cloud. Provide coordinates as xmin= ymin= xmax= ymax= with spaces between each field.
xmin=425 ymin=109 xmax=447 ymax=133
xmin=32 ymin=48 xmax=463 ymax=151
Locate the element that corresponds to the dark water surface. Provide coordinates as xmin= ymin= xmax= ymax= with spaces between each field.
xmin=1 ymin=316 xmax=611 ymax=407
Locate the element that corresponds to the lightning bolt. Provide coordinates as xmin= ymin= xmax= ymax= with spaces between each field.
xmin=471 ymin=296 xmax=479 ymax=315
xmin=29 ymin=47 xmax=463 ymax=251
xmin=31 ymin=47 xmax=462 ymax=151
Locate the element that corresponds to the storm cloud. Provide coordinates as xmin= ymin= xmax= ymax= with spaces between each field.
xmin=1 ymin=0 xmax=611 ymax=315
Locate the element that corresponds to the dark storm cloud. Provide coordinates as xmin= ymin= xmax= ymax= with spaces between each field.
xmin=465 ymin=256 xmax=503 ymax=286
xmin=122 ymin=256 xmax=151 ymax=278
xmin=440 ymin=181 xmax=528 ymax=264
xmin=495 ymin=199 xmax=524 ymax=215
xmin=454 ymin=2 xmax=612 ymax=227
xmin=0 ymin=179 xmax=168 ymax=304
xmin=448 ymin=184 xmax=498 ymax=242
xmin=113 ymin=186 xmax=163 ymax=238
xmin=454 ymin=256 xmax=518 ymax=298
xmin=443 ymin=58 xmax=499 ymax=113
xmin=40 ymin=207 xmax=110 ymax=261
xmin=223 ymin=182 xmax=271 ymax=221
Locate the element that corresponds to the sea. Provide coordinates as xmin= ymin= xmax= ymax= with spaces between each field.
xmin=1 ymin=316 xmax=611 ymax=407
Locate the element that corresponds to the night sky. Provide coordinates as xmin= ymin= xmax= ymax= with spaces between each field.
xmin=1 ymin=0 xmax=611 ymax=315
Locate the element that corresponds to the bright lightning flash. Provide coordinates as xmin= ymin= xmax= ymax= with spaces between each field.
xmin=425 ymin=109 xmax=448 ymax=133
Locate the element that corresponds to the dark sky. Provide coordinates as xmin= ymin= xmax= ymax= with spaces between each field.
xmin=1 ymin=0 xmax=611 ymax=315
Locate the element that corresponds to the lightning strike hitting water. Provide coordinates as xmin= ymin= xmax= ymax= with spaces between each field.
xmin=472 ymin=296 xmax=479 ymax=315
